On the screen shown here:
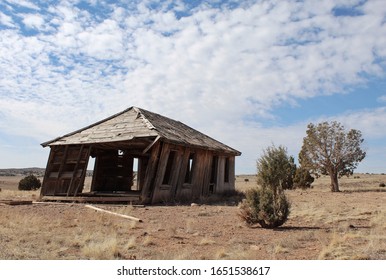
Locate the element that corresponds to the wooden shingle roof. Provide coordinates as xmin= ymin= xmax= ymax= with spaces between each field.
xmin=42 ymin=107 xmax=241 ymax=155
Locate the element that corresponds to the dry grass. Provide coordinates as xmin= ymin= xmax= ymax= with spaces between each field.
xmin=318 ymin=210 xmax=386 ymax=260
xmin=0 ymin=173 xmax=385 ymax=260
xmin=198 ymin=237 xmax=216 ymax=246
xmin=82 ymin=235 xmax=119 ymax=259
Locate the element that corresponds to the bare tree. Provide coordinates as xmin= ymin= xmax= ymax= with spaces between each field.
xmin=299 ymin=121 xmax=366 ymax=192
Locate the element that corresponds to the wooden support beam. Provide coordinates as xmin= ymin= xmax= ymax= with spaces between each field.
xmin=85 ymin=204 xmax=143 ymax=222
xmin=142 ymin=135 xmax=160 ymax=154
xmin=140 ymin=141 xmax=161 ymax=204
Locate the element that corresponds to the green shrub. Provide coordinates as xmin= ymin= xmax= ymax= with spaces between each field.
xmin=239 ymin=189 xmax=261 ymax=225
xmin=257 ymin=145 xmax=296 ymax=190
xmin=239 ymin=144 xmax=292 ymax=228
xmin=293 ymin=167 xmax=314 ymax=189
xmin=239 ymin=187 xmax=290 ymax=228
xmin=18 ymin=174 xmax=41 ymax=191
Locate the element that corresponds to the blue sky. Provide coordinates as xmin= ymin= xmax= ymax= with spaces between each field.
xmin=1 ymin=0 xmax=386 ymax=174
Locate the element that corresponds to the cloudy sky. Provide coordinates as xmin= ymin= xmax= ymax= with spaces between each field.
xmin=1 ymin=0 xmax=386 ymax=174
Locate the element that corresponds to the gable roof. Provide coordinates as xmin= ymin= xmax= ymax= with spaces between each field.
xmin=41 ymin=106 xmax=241 ymax=155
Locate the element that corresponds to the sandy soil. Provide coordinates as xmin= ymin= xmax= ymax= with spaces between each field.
xmin=0 ymin=174 xmax=385 ymax=260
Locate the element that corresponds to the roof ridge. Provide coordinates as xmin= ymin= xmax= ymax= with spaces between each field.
xmin=133 ymin=107 xmax=156 ymax=130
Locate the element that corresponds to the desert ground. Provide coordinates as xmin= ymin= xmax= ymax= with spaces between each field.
xmin=0 ymin=173 xmax=385 ymax=260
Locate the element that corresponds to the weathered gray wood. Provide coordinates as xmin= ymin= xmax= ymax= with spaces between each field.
xmin=57 ymin=146 xmax=69 ymax=179
xmin=51 ymin=145 xmax=69 ymax=195
xmin=175 ymin=148 xmax=192 ymax=201
xmin=153 ymin=144 xmax=186 ymax=203
xmin=41 ymin=148 xmax=57 ymax=196
xmin=140 ymin=141 xmax=161 ymax=204
xmin=85 ymin=204 xmax=142 ymax=222
xmin=74 ymin=146 xmax=91 ymax=196
xmin=216 ymin=156 xmax=226 ymax=193
xmin=168 ymin=146 xmax=183 ymax=200
xmin=42 ymin=107 xmax=241 ymax=157
xmin=151 ymin=142 xmax=171 ymax=203
xmin=67 ymin=145 xmax=84 ymax=196
xmin=142 ymin=135 xmax=160 ymax=154
xmin=192 ymin=150 xmax=210 ymax=199
xmin=33 ymin=201 xmax=75 ymax=206
xmin=200 ymin=151 xmax=213 ymax=197
xmin=40 ymin=195 xmax=140 ymax=203
xmin=227 ymin=156 xmax=236 ymax=192
xmin=0 ymin=200 xmax=33 ymax=205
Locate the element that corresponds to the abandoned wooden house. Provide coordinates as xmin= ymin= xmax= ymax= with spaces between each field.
xmin=40 ymin=106 xmax=241 ymax=204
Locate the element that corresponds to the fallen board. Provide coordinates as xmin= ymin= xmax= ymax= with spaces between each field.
xmin=85 ymin=204 xmax=143 ymax=222
xmin=39 ymin=195 xmax=140 ymax=203
xmin=0 ymin=200 xmax=33 ymax=205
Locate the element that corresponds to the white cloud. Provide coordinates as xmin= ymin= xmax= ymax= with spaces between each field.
xmin=0 ymin=12 xmax=15 ymax=28
xmin=22 ymin=13 xmax=45 ymax=29
xmin=77 ymin=19 xmax=124 ymax=60
xmin=5 ymin=0 xmax=40 ymax=11
xmin=335 ymin=107 xmax=386 ymax=139
xmin=117 ymin=0 xmax=386 ymax=124
xmin=0 ymin=1 xmax=386 ymax=172
xmin=377 ymin=95 xmax=386 ymax=103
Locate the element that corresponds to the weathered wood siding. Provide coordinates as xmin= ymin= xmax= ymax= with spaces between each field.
xmin=150 ymin=141 xmax=236 ymax=204
xmin=151 ymin=143 xmax=182 ymax=203
xmin=140 ymin=141 xmax=161 ymax=204
xmin=41 ymin=140 xmax=237 ymax=204
xmin=41 ymin=145 xmax=90 ymax=196
xmin=215 ymin=155 xmax=235 ymax=193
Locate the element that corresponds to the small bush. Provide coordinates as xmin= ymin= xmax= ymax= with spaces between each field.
xmin=257 ymin=145 xmax=296 ymax=190
xmin=293 ymin=167 xmax=314 ymax=189
xmin=241 ymin=144 xmax=292 ymax=228
xmin=379 ymin=183 xmax=385 ymax=188
xmin=239 ymin=187 xmax=290 ymax=228
xmin=18 ymin=174 xmax=41 ymax=191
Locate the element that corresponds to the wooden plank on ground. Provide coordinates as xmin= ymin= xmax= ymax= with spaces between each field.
xmin=32 ymin=201 xmax=76 ymax=206
xmin=85 ymin=204 xmax=143 ymax=222
xmin=39 ymin=195 xmax=140 ymax=203
xmin=0 ymin=200 xmax=33 ymax=205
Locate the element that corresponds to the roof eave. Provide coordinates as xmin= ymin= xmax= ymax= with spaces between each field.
xmin=161 ymin=138 xmax=241 ymax=156
xmin=41 ymin=107 xmax=137 ymax=147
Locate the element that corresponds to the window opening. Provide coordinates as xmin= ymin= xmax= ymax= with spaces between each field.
xmin=162 ymin=151 xmax=176 ymax=185
xmin=184 ymin=153 xmax=195 ymax=184
xmin=224 ymin=157 xmax=230 ymax=183
xmin=132 ymin=157 xmax=139 ymax=190
xmin=211 ymin=156 xmax=218 ymax=184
